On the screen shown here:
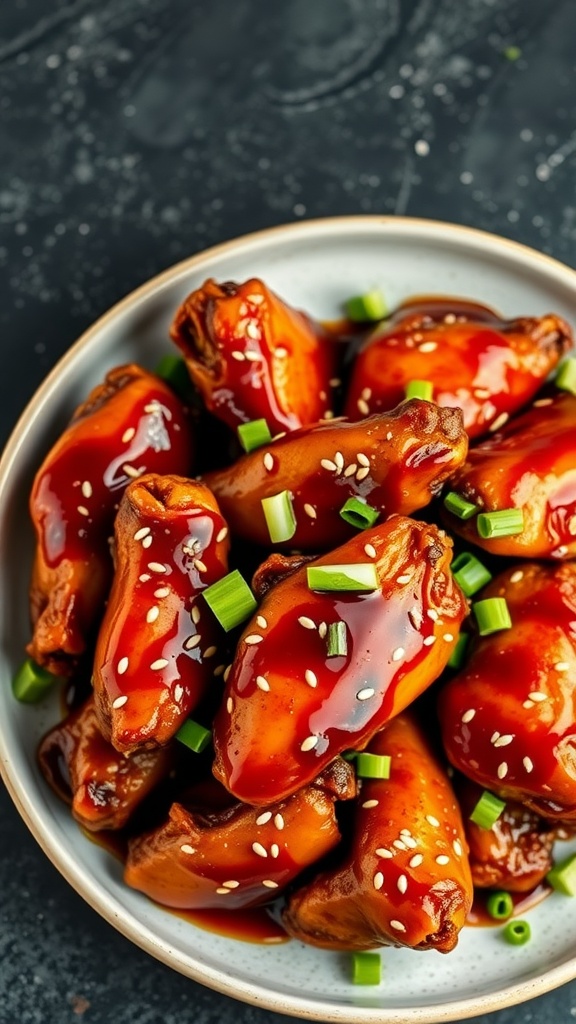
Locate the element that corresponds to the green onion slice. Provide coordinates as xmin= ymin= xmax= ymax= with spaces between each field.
xmin=555 ymin=357 xmax=576 ymax=396
xmin=261 ymin=491 xmax=297 ymax=544
xmin=476 ymin=509 xmax=524 ymax=539
xmin=154 ymin=355 xmax=197 ymax=404
xmin=447 ymin=632 xmax=469 ymax=670
xmin=486 ymin=891 xmax=514 ymax=921
xmin=176 ymin=718 xmax=212 ymax=753
xmin=202 ymin=569 xmax=257 ymax=631
xmin=339 ymin=497 xmax=380 ymax=531
xmin=341 ymin=750 xmax=358 ymax=762
xmin=502 ymin=920 xmax=531 ymax=946
xmin=307 ymin=563 xmax=379 ymax=593
xmin=452 ymin=552 xmax=492 ymax=597
xmin=351 ymin=951 xmax=382 ymax=985
xmin=12 ymin=659 xmax=60 ymax=704
xmin=473 ymin=597 xmax=512 ymax=636
xmin=546 ymin=852 xmax=576 ymax=895
xmin=237 ymin=418 xmax=272 ymax=453
xmin=503 ymin=45 xmax=522 ymax=61
xmin=327 ymin=621 xmax=348 ymax=657
xmin=356 ymin=752 xmax=391 ymax=780
xmin=469 ymin=790 xmax=506 ymax=829
xmin=443 ymin=491 xmax=479 ymax=520
xmin=405 ymin=379 xmax=434 ymax=401
xmin=345 ymin=289 xmax=387 ymax=323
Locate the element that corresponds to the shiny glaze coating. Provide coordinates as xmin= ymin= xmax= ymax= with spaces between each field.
xmin=93 ymin=475 xmax=230 ymax=754
xmin=282 ymin=715 xmax=473 ymax=952
xmin=212 ymin=514 xmax=467 ymax=805
xmin=439 ymin=562 xmax=576 ymax=821
xmin=38 ymin=694 xmax=174 ymax=831
xmin=28 ymin=365 xmax=193 ymax=675
xmin=170 ymin=277 xmax=337 ymax=435
xmin=344 ymin=301 xmax=571 ymax=439
xmin=444 ymin=390 xmax=576 ymax=559
xmin=124 ymin=760 xmax=355 ymax=910
xmin=456 ymin=776 xmax=556 ymax=893
xmin=204 ymin=399 xmax=468 ymax=551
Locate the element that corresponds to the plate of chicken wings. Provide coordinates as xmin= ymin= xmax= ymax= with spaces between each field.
xmin=2 ymin=216 xmax=576 ymax=1023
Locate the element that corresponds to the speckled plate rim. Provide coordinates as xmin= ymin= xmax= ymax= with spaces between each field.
xmin=2 ymin=215 xmax=576 ymax=1024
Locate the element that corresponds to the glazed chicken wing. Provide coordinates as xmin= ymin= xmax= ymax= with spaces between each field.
xmin=282 ymin=715 xmax=473 ymax=952
xmin=170 ymin=277 xmax=337 ymax=435
xmin=439 ymin=562 xmax=576 ymax=821
xmin=344 ymin=300 xmax=571 ymax=439
xmin=204 ymin=399 xmax=468 ymax=551
xmin=92 ymin=475 xmax=229 ymax=754
xmin=212 ymin=514 xmax=467 ymax=805
xmin=124 ymin=759 xmax=355 ymax=910
xmin=28 ymin=365 xmax=193 ymax=676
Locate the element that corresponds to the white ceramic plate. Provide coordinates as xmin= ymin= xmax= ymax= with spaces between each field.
xmin=2 ymin=217 xmax=576 ymax=1024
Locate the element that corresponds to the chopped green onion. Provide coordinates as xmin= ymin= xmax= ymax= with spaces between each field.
xmin=261 ymin=490 xmax=297 ymax=544
xmin=307 ymin=563 xmax=379 ymax=593
xmin=202 ymin=569 xmax=257 ymax=631
xmin=154 ymin=355 xmax=196 ymax=404
xmin=476 ymin=509 xmax=524 ymax=539
xmin=404 ymin=379 xmax=434 ymax=402
xmin=356 ymin=752 xmax=391 ymax=780
xmin=12 ymin=659 xmax=60 ymax=703
xmin=452 ymin=552 xmax=492 ymax=597
xmin=555 ymin=357 xmax=576 ymax=396
xmin=469 ymin=790 xmax=506 ymax=830
xmin=237 ymin=418 xmax=272 ymax=453
xmin=351 ymin=951 xmax=382 ymax=985
xmin=473 ymin=597 xmax=512 ymax=636
xmin=345 ymin=289 xmax=387 ymax=323
xmin=486 ymin=891 xmax=514 ymax=921
xmin=443 ymin=492 xmax=479 ymax=520
xmin=327 ymin=621 xmax=348 ymax=657
xmin=546 ymin=852 xmax=576 ymax=895
xmin=502 ymin=920 xmax=531 ymax=946
xmin=342 ymin=750 xmax=358 ymax=762
xmin=176 ymin=719 xmax=212 ymax=753
xmin=339 ymin=497 xmax=379 ymax=530
xmin=503 ymin=45 xmax=522 ymax=61
xmin=447 ymin=632 xmax=469 ymax=670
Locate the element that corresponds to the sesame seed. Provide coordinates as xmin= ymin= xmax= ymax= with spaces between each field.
xmin=386 ymin=431 xmax=393 ymax=441
xmin=357 ymin=399 xmax=370 ymax=415
xmin=146 ymin=606 xmax=160 ymax=624
xmin=474 ymin=388 xmax=491 ymax=399
xmin=263 ymin=452 xmax=274 ymax=471
xmin=392 ymin=647 xmax=405 ymax=662
xmin=174 ymin=684 xmax=184 ymax=702
xmin=409 ymin=853 xmax=423 ymax=868
xmin=375 ymin=848 xmax=393 ymax=859
xmin=150 ymin=658 xmax=169 ymax=670
xmin=435 ymin=855 xmax=450 ymax=866
xmin=298 ymin=616 xmax=316 ymax=629
xmin=321 ymin=458 xmax=338 ymax=472
xmin=397 ymin=874 xmax=408 ymax=894
xmin=191 ymin=605 xmax=201 ymax=624
xmin=494 ymin=734 xmax=514 ymax=747
xmin=344 ymin=463 xmax=357 ymax=477
xmin=216 ymin=887 xmax=232 ymax=895
xmin=357 ymin=687 xmax=375 ymax=701
xmin=223 ymin=665 xmax=232 ymax=682
xmin=256 ymin=811 xmax=272 ymax=825
xmin=402 ymin=835 xmax=417 ymax=849
xmin=361 ymin=387 xmax=372 ymax=401
xmin=569 ymin=517 xmax=576 ymax=536
xmin=148 ymin=562 xmax=167 ymax=573
xmin=554 ymin=662 xmax=569 ymax=672
xmin=257 ymin=615 xmax=268 ymax=629
xmin=252 ymin=842 xmax=268 ymax=858
xmin=180 ymin=844 xmax=195 ymax=854
xmin=523 ymin=699 xmax=534 ymax=709
xmin=533 ymin=397 xmax=554 ymax=407
xmin=528 ymin=691 xmax=547 ymax=702
xmin=334 ymin=451 xmax=344 ymax=473
xmin=364 ymin=543 xmax=377 ymax=559
xmin=510 ymin=570 xmax=524 ymax=583
xmin=134 ymin=526 xmax=151 ymax=541
xmin=356 ymin=466 xmax=370 ymax=481
xmin=246 ymin=322 xmax=261 ymax=341
xmin=330 ymin=377 xmax=342 ymax=387
xmin=303 ymin=503 xmax=317 ymax=519
xmin=262 ymin=880 xmax=279 ymax=889
xmin=461 ymin=709 xmax=476 ymax=724
xmin=194 ymin=558 xmax=207 ymax=573
xmin=393 ymin=839 xmax=408 ymax=851
xmin=275 ymin=347 xmax=288 ymax=358
xmin=231 ymin=350 xmax=245 ymax=361
xmin=523 ymin=756 xmax=534 ymax=773
xmin=117 ymin=657 xmax=129 ymax=675
xmin=123 ymin=464 xmax=141 ymax=478
xmin=300 ymin=735 xmax=318 ymax=752
xmin=419 ymin=341 xmax=437 ymax=353
xmin=216 ymin=526 xmax=228 ymax=543
xmin=423 ymin=636 xmax=436 ymax=646
xmin=357 ymin=453 xmax=370 ymax=467
xmin=274 ymin=814 xmax=285 ymax=830
xmin=443 ymin=633 xmax=454 ymax=643
xmin=256 ymin=675 xmax=270 ymax=692
xmin=400 ymin=828 xmax=412 ymax=836
xmin=226 ymin=696 xmax=234 ymax=713
xmin=77 ymin=505 xmax=90 ymax=517
xmin=453 ymin=839 xmax=463 ymax=857
xmin=491 ymin=731 xmax=501 ymax=744
xmin=362 ymin=799 xmax=379 ymax=808
xmin=245 ymin=634 xmax=263 ymax=645
xmin=373 ymin=872 xmax=384 ymax=890
xmin=497 ymin=762 xmax=508 ymax=779
xmin=155 ymin=586 xmax=170 ymax=598
xmin=318 ymin=622 xmax=327 ymax=639
xmin=184 ymin=634 xmax=201 ymax=650
xmin=203 ymin=646 xmax=217 ymax=658
xmin=222 ymin=880 xmax=240 ymax=888
xmin=81 ymin=481 xmax=92 ymax=499
xmin=489 ymin=412 xmax=510 ymax=433
xmin=426 ymin=815 xmax=440 ymax=828
xmin=305 ymin=669 xmax=318 ymax=688
xmin=427 ymin=609 xmax=438 ymax=621
xmin=390 ymin=920 xmax=406 ymax=933
xmin=408 ymin=607 xmax=423 ymax=629
xmin=139 ymin=574 xmax=151 ymax=582
xmin=270 ymin=843 xmax=280 ymax=858
xmin=112 ymin=695 xmax=128 ymax=709
xmin=142 ymin=535 xmax=153 ymax=549
xmin=122 ymin=427 xmax=136 ymax=443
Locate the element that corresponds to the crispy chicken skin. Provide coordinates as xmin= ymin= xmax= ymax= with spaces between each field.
xmin=443 ymin=390 xmax=576 ymax=559
xmin=204 ymin=399 xmax=468 ymax=551
xmin=212 ymin=515 xmax=468 ymax=806
xmin=456 ymin=777 xmax=555 ymax=892
xmin=344 ymin=301 xmax=571 ymax=439
xmin=124 ymin=759 xmax=356 ymax=910
xmin=439 ymin=562 xmax=576 ymax=821
xmin=37 ymin=695 xmax=174 ymax=832
xmin=28 ymin=365 xmax=193 ymax=676
xmin=170 ymin=277 xmax=337 ymax=435
xmin=282 ymin=715 xmax=473 ymax=952
xmin=92 ymin=475 xmax=229 ymax=754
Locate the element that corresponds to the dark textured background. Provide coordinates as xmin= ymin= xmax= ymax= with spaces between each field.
xmin=2 ymin=1 xmax=576 ymax=1022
